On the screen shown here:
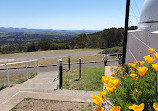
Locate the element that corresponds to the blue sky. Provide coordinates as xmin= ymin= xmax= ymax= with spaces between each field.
xmin=0 ymin=0 xmax=145 ymax=30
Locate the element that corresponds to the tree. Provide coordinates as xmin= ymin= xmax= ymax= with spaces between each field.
xmin=27 ymin=42 xmax=37 ymax=52
xmin=74 ymin=33 xmax=89 ymax=48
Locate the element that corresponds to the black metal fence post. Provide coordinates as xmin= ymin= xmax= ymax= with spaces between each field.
xmin=58 ymin=59 xmax=63 ymax=89
xmin=68 ymin=56 xmax=70 ymax=70
xmin=79 ymin=59 xmax=81 ymax=80
xmin=122 ymin=0 xmax=130 ymax=66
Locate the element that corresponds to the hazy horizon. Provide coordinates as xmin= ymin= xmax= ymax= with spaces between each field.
xmin=0 ymin=26 xmax=102 ymax=31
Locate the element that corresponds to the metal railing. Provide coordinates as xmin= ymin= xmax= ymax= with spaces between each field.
xmin=35 ymin=54 xmax=118 ymax=67
xmin=0 ymin=59 xmax=38 ymax=87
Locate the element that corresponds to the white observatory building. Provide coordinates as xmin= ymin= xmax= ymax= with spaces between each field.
xmin=126 ymin=0 xmax=158 ymax=63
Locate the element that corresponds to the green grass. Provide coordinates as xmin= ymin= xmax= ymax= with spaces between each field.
xmin=38 ymin=55 xmax=116 ymax=66
xmin=25 ymin=97 xmax=31 ymax=100
xmin=50 ymin=100 xmax=59 ymax=103
xmin=0 ymin=48 xmax=103 ymax=57
xmin=88 ymin=102 xmax=92 ymax=107
xmin=0 ymin=84 xmax=6 ymax=90
xmin=63 ymin=67 xmax=105 ymax=91
xmin=22 ymin=105 xmax=29 ymax=108
xmin=0 ymin=73 xmax=37 ymax=91
xmin=10 ymin=106 xmax=17 ymax=111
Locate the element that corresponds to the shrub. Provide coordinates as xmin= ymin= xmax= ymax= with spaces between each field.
xmin=100 ymin=47 xmax=123 ymax=54
xmin=91 ymin=48 xmax=158 ymax=111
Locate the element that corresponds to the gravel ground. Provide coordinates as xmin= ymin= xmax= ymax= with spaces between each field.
xmin=11 ymin=98 xmax=97 ymax=111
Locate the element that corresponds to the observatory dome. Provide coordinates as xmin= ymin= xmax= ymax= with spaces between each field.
xmin=140 ymin=0 xmax=158 ymax=23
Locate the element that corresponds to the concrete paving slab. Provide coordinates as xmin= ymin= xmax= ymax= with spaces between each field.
xmin=0 ymin=90 xmax=100 ymax=111
xmin=0 ymin=71 xmax=59 ymax=111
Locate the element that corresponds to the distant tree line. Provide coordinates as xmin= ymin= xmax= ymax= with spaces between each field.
xmin=27 ymin=39 xmax=69 ymax=52
xmin=67 ymin=28 xmax=124 ymax=49
xmin=0 ymin=32 xmax=76 ymax=43
xmin=0 ymin=43 xmax=27 ymax=54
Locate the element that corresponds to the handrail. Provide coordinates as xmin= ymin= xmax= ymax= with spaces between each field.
xmin=0 ymin=59 xmax=38 ymax=66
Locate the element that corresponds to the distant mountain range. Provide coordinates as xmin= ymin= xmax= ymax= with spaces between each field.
xmin=0 ymin=27 xmax=100 ymax=34
xmin=0 ymin=27 xmax=100 ymax=44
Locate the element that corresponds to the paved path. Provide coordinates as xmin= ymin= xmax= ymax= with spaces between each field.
xmin=0 ymin=71 xmax=100 ymax=111
xmin=104 ymin=66 xmax=115 ymax=77
xmin=103 ymin=66 xmax=115 ymax=110
xmin=0 ymin=71 xmax=58 ymax=111
xmin=103 ymin=66 xmax=116 ymax=92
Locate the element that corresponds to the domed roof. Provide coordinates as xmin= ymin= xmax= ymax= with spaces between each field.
xmin=140 ymin=0 xmax=158 ymax=23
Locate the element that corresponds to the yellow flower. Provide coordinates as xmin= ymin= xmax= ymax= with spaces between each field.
xmin=102 ymin=76 xmax=111 ymax=85
xmin=131 ymin=70 xmax=135 ymax=73
xmin=133 ymin=60 xmax=137 ymax=64
xmin=152 ymin=63 xmax=158 ymax=72
xmin=97 ymin=91 xmax=108 ymax=101
xmin=138 ymin=61 xmax=145 ymax=66
xmin=95 ymin=107 xmax=104 ymax=111
xmin=100 ymin=91 xmax=108 ymax=96
xmin=112 ymin=68 xmax=116 ymax=70
xmin=93 ymin=97 xmax=103 ymax=105
xmin=96 ymin=94 xmax=105 ymax=101
xmin=153 ymin=103 xmax=158 ymax=111
xmin=130 ymin=74 xmax=137 ymax=78
xmin=110 ymin=78 xmax=121 ymax=87
xmin=118 ymin=68 xmax=121 ymax=71
xmin=110 ymin=106 xmax=121 ymax=111
xmin=129 ymin=103 xmax=144 ymax=111
xmin=137 ymin=67 xmax=148 ymax=77
xmin=144 ymin=55 xmax=155 ymax=64
xmin=111 ymin=73 xmax=115 ymax=76
xmin=129 ymin=63 xmax=137 ymax=68
xmin=118 ymin=65 xmax=120 ymax=67
xmin=129 ymin=63 xmax=133 ymax=66
xmin=91 ymin=94 xmax=97 ymax=99
xmin=144 ymin=55 xmax=150 ymax=59
xmin=146 ymin=57 xmax=155 ymax=64
xmin=106 ymin=82 xmax=116 ymax=92
xmin=148 ymin=48 xmax=154 ymax=54
xmin=154 ymin=53 xmax=158 ymax=60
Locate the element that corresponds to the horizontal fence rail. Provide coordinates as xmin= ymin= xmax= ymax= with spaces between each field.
xmin=0 ymin=59 xmax=38 ymax=88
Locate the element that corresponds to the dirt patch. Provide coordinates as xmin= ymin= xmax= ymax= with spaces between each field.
xmin=11 ymin=98 xmax=97 ymax=111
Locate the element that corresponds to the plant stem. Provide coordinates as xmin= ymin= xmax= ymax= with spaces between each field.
xmin=134 ymin=95 xmax=138 ymax=105
xmin=157 ymin=72 xmax=158 ymax=93
xmin=114 ymin=91 xmax=123 ymax=108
